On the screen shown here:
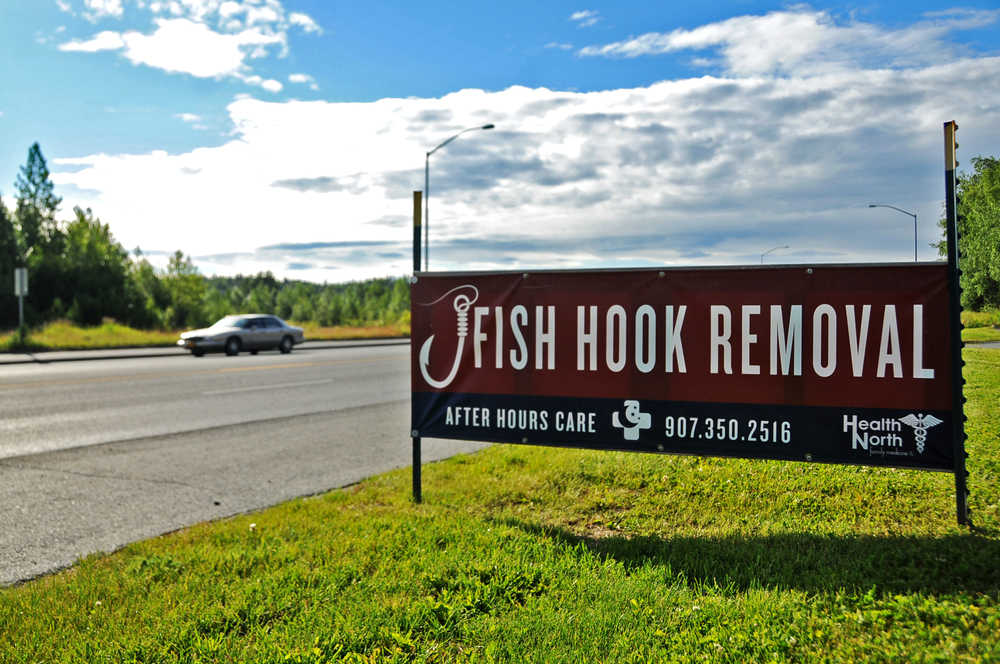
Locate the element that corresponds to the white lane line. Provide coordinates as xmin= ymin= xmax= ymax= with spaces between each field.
xmin=202 ymin=378 xmax=333 ymax=396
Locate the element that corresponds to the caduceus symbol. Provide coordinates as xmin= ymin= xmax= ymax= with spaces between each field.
xmin=899 ymin=413 xmax=944 ymax=454
xmin=418 ymin=284 xmax=479 ymax=389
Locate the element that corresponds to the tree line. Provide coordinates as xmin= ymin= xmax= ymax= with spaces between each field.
xmin=0 ymin=143 xmax=410 ymax=331
xmin=937 ymin=156 xmax=1000 ymax=311
xmin=2 ymin=142 xmax=998 ymax=332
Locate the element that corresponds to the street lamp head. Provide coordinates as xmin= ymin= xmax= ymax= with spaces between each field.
xmin=866 ymin=202 xmax=918 ymax=262
xmin=423 ymin=123 xmax=496 ymax=271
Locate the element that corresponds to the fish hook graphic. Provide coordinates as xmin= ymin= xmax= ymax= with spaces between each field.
xmin=418 ymin=284 xmax=479 ymax=389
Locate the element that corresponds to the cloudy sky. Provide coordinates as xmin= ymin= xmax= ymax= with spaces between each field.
xmin=2 ymin=1 xmax=998 ymax=282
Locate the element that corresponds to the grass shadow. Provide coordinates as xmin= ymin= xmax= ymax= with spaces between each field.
xmin=497 ymin=518 xmax=1000 ymax=595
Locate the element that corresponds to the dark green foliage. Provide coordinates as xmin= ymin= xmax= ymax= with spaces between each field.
xmin=161 ymin=250 xmax=209 ymax=328
xmin=938 ymin=156 xmax=1000 ymax=309
xmin=128 ymin=249 xmax=172 ymax=329
xmin=202 ymin=274 xmax=411 ymax=327
xmin=14 ymin=142 xmax=62 ymax=260
xmin=0 ymin=194 xmax=17 ymax=324
xmin=60 ymin=208 xmax=145 ymax=326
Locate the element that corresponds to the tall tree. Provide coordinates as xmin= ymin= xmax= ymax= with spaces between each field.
xmin=129 ymin=249 xmax=171 ymax=329
xmin=938 ymin=156 xmax=1000 ymax=310
xmin=61 ymin=207 xmax=141 ymax=326
xmin=14 ymin=143 xmax=63 ymax=261
xmin=163 ymin=250 xmax=208 ymax=328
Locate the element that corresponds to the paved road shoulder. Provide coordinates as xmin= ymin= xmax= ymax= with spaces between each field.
xmin=0 ymin=400 xmax=484 ymax=586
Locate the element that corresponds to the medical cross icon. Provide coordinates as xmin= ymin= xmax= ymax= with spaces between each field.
xmin=612 ymin=400 xmax=651 ymax=441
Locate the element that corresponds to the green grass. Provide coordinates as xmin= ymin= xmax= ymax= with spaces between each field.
xmin=962 ymin=309 xmax=1000 ymax=329
xmin=298 ymin=321 xmax=410 ymax=341
xmin=2 ymin=347 xmax=998 ymax=662
xmin=0 ymin=319 xmax=179 ymax=351
xmin=963 ymin=310 xmax=1000 ymax=343
xmin=965 ymin=326 xmax=1000 ymax=343
xmin=0 ymin=320 xmax=410 ymax=352
xmin=1 ymin=313 xmax=991 ymax=352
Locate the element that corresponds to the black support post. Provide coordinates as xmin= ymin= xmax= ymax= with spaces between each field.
xmin=943 ymin=121 xmax=969 ymax=526
xmin=412 ymin=191 xmax=423 ymax=504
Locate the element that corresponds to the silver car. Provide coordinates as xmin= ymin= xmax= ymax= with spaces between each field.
xmin=178 ymin=314 xmax=305 ymax=357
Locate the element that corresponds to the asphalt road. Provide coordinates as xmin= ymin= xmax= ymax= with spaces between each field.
xmin=0 ymin=343 xmax=487 ymax=586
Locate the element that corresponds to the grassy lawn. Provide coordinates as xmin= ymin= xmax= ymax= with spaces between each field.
xmin=962 ymin=310 xmax=1000 ymax=329
xmin=963 ymin=310 xmax=1000 ymax=343
xmin=0 ymin=320 xmax=410 ymax=352
xmin=0 ymin=312 xmax=993 ymax=352
xmin=299 ymin=321 xmax=409 ymax=341
xmin=1 ymin=347 xmax=997 ymax=662
xmin=965 ymin=327 xmax=1000 ymax=343
xmin=0 ymin=320 xmax=179 ymax=351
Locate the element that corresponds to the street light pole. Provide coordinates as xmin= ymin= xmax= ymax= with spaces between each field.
xmin=424 ymin=123 xmax=494 ymax=271
xmin=761 ymin=245 xmax=789 ymax=264
xmin=868 ymin=203 xmax=917 ymax=262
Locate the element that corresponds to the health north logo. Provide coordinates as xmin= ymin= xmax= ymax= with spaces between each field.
xmin=843 ymin=413 xmax=943 ymax=457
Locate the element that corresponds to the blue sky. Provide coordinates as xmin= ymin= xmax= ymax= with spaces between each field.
xmin=1 ymin=1 xmax=999 ymax=282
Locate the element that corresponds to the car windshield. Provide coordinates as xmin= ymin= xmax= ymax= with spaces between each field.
xmin=212 ymin=316 xmax=242 ymax=328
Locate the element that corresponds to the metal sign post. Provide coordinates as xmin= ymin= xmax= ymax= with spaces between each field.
xmin=14 ymin=267 xmax=28 ymax=330
xmin=411 ymin=191 xmax=423 ymax=504
xmin=944 ymin=121 xmax=969 ymax=525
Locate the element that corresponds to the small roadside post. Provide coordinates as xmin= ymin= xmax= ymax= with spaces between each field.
xmin=412 ymin=190 xmax=423 ymax=504
xmin=14 ymin=267 xmax=28 ymax=330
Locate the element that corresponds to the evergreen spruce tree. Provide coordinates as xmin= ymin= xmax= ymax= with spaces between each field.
xmin=14 ymin=142 xmax=62 ymax=260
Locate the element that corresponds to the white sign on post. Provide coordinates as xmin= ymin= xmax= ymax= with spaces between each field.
xmin=14 ymin=267 xmax=28 ymax=296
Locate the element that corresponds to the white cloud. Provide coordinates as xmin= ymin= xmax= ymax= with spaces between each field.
xmin=570 ymin=10 xmax=600 ymax=28
xmin=57 ymin=0 xmax=321 ymax=90
xmin=545 ymin=42 xmax=573 ymax=51
xmin=175 ymin=112 xmax=208 ymax=129
xmin=289 ymin=72 xmax=318 ymax=90
xmin=56 ymin=0 xmax=73 ymax=13
xmin=579 ymin=7 xmax=1000 ymax=76
xmin=218 ymin=1 xmax=243 ymax=18
xmin=288 ymin=11 xmax=322 ymax=34
xmin=242 ymin=74 xmax=283 ymax=92
xmin=59 ymin=30 xmax=126 ymax=52
xmin=50 ymin=11 xmax=1000 ymax=282
xmin=246 ymin=5 xmax=279 ymax=26
xmin=83 ymin=0 xmax=124 ymax=20
xmin=115 ymin=18 xmax=282 ymax=77
xmin=260 ymin=78 xmax=282 ymax=93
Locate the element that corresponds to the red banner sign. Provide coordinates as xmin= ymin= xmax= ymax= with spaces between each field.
xmin=411 ymin=265 xmax=956 ymax=470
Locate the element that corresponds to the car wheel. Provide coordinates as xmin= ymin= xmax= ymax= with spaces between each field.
xmin=279 ymin=336 xmax=293 ymax=354
xmin=225 ymin=337 xmax=241 ymax=356
xmin=192 ymin=349 xmax=205 ymax=357
xmin=250 ymin=350 xmax=259 ymax=355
